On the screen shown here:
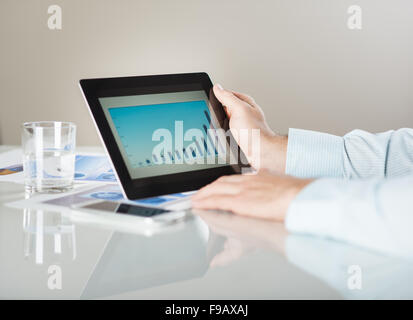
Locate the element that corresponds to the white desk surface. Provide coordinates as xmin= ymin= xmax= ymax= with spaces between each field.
xmin=1 ymin=145 xmax=412 ymax=299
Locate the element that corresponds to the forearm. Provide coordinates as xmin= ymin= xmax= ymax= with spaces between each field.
xmin=285 ymin=128 xmax=413 ymax=179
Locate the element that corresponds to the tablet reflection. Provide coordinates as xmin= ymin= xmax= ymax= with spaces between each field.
xmin=80 ymin=215 xmax=225 ymax=299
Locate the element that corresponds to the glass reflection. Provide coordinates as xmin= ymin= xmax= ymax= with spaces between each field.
xmin=80 ymin=214 xmax=225 ymax=299
xmin=22 ymin=209 xmax=76 ymax=264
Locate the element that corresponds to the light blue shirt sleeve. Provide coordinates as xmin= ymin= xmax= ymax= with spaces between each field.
xmin=285 ymin=128 xmax=413 ymax=256
xmin=286 ymin=174 xmax=413 ymax=257
xmin=286 ymin=128 xmax=413 ymax=179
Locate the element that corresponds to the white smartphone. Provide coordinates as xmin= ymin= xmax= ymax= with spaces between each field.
xmin=71 ymin=199 xmax=189 ymax=228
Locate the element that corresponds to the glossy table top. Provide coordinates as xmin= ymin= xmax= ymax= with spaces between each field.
xmin=1 ymin=145 xmax=412 ymax=299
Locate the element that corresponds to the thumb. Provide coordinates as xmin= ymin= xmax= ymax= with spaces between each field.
xmin=213 ymin=84 xmax=247 ymax=116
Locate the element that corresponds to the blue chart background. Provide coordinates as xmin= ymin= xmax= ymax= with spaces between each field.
xmin=108 ymin=100 xmax=212 ymax=168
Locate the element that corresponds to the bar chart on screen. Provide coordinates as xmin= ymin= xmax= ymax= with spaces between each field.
xmin=109 ymin=100 xmax=224 ymax=168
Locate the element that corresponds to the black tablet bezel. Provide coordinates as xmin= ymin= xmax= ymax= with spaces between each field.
xmin=79 ymin=72 xmax=248 ymax=200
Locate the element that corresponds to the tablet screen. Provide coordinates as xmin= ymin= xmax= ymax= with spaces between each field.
xmin=99 ymin=90 xmax=231 ymax=179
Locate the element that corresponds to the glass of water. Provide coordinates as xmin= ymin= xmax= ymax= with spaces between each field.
xmin=22 ymin=121 xmax=76 ymax=193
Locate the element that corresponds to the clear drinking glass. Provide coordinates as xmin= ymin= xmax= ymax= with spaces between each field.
xmin=22 ymin=122 xmax=76 ymax=193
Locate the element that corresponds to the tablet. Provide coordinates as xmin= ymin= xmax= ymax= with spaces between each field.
xmin=79 ymin=72 xmax=248 ymax=200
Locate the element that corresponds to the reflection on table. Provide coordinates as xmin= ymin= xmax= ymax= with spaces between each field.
xmin=23 ymin=209 xmax=76 ymax=265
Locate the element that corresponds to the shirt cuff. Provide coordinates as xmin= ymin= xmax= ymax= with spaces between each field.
xmin=285 ymin=128 xmax=344 ymax=178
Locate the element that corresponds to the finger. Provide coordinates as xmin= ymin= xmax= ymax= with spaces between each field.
xmin=232 ymin=91 xmax=266 ymax=115
xmin=213 ymin=84 xmax=252 ymax=116
xmin=192 ymin=175 xmax=247 ymax=200
xmin=194 ymin=210 xmax=252 ymax=238
xmin=222 ymin=105 xmax=230 ymax=117
xmin=210 ymin=239 xmax=244 ymax=267
xmin=216 ymin=174 xmax=247 ymax=183
xmin=210 ymin=251 xmax=234 ymax=267
xmin=191 ymin=194 xmax=236 ymax=211
xmin=193 ymin=181 xmax=240 ymax=201
xmin=232 ymin=91 xmax=256 ymax=106
xmin=192 ymin=183 xmax=241 ymax=200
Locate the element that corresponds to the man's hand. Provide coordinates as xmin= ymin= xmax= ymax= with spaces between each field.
xmin=213 ymin=84 xmax=287 ymax=173
xmin=192 ymin=171 xmax=313 ymax=221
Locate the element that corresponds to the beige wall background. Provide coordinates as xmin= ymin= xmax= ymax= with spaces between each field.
xmin=0 ymin=0 xmax=412 ymax=146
